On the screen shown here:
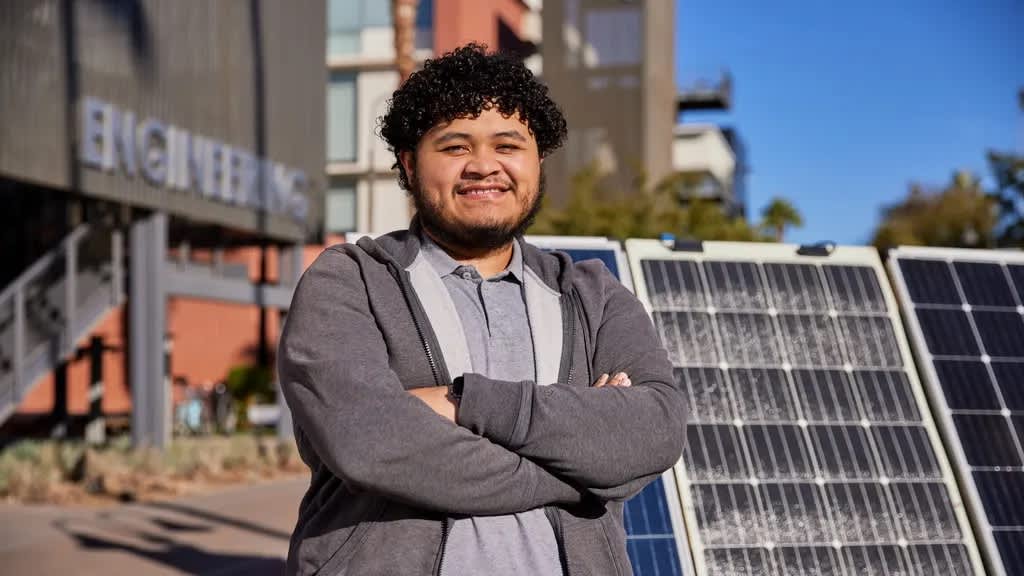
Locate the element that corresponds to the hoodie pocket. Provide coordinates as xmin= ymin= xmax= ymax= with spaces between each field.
xmin=312 ymin=501 xmax=388 ymax=576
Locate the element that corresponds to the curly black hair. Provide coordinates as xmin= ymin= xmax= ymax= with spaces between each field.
xmin=379 ymin=43 xmax=567 ymax=191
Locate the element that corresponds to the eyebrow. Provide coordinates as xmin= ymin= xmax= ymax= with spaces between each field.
xmin=493 ymin=130 xmax=528 ymax=142
xmin=431 ymin=130 xmax=528 ymax=145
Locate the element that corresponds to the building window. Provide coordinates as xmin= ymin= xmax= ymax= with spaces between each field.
xmin=327 ymin=71 xmax=357 ymax=163
xmin=325 ymin=178 xmax=357 ymax=233
xmin=416 ymin=0 xmax=434 ymax=51
xmin=327 ymin=0 xmax=393 ymax=57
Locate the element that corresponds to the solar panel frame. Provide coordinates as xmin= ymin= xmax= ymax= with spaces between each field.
xmin=627 ymin=239 xmax=984 ymax=576
xmin=526 ymin=235 xmax=692 ymax=575
xmin=889 ymin=245 xmax=1024 ymax=576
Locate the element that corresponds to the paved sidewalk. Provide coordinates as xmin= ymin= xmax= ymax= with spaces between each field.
xmin=0 ymin=476 xmax=308 ymax=575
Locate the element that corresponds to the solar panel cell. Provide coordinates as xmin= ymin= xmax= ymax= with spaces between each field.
xmin=653 ymin=311 xmax=719 ymax=365
xmin=871 ymin=425 xmax=942 ymax=479
xmin=791 ymin=370 xmax=860 ymax=422
xmin=685 ymin=424 xmax=749 ymax=480
xmin=974 ymin=471 xmax=1024 ymax=526
xmin=898 ymin=259 xmax=961 ymax=305
xmin=745 ymin=425 xmax=816 ymax=480
xmin=716 ymin=313 xmax=784 ymax=365
xmin=973 ymin=310 xmax=1024 ymax=357
xmin=993 ymin=532 xmax=1024 ymax=576
xmin=990 ymin=362 xmax=1024 ymax=409
xmin=934 ymin=360 xmax=1001 ymax=410
xmin=1008 ymin=264 xmax=1024 ymax=302
xmin=705 ymin=261 xmax=771 ymax=310
xmin=916 ymin=309 xmax=981 ymax=356
xmin=730 ymin=368 xmax=798 ymax=421
xmin=774 ymin=547 xmax=844 ymax=576
xmin=764 ymin=263 xmax=829 ymax=312
xmin=837 ymin=317 xmax=902 ymax=367
xmin=953 ymin=262 xmax=1018 ymax=306
xmin=778 ymin=315 xmax=844 ymax=367
xmin=808 ymin=425 xmax=877 ymax=479
xmin=822 ymin=265 xmax=887 ymax=313
xmin=851 ymin=371 xmax=920 ymax=422
xmin=952 ymin=414 xmax=1022 ymax=467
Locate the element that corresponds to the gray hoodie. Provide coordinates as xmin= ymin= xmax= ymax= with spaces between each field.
xmin=278 ymin=222 xmax=687 ymax=575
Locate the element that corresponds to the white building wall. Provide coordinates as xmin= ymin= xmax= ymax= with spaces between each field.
xmin=672 ymin=125 xmax=735 ymax=187
xmin=357 ymin=69 xmax=400 ymax=173
xmin=326 ymin=22 xmax=412 ymax=236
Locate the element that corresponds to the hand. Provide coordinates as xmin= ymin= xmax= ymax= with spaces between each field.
xmin=593 ymin=372 xmax=631 ymax=388
xmin=409 ymin=386 xmax=457 ymax=422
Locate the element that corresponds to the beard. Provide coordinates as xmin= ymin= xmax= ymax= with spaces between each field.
xmin=411 ymin=169 xmax=545 ymax=253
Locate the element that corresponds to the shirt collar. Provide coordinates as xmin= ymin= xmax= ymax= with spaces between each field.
xmin=419 ymin=233 xmax=524 ymax=282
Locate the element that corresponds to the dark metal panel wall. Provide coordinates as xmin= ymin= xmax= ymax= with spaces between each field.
xmin=0 ymin=0 xmax=326 ymax=242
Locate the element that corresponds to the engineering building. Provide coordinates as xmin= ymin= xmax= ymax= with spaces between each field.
xmin=0 ymin=0 xmax=325 ymax=446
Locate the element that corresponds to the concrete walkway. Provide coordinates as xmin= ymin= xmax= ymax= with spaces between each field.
xmin=0 ymin=476 xmax=308 ymax=575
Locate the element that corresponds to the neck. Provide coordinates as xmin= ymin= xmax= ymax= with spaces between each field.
xmin=423 ymin=228 xmax=515 ymax=278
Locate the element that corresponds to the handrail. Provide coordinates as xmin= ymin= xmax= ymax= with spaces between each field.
xmin=0 ymin=224 xmax=90 ymax=305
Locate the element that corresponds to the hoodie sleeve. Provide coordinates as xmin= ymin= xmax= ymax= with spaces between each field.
xmin=279 ymin=247 xmax=589 ymax=515
xmin=455 ymin=262 xmax=688 ymax=494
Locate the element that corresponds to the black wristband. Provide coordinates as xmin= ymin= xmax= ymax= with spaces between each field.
xmin=447 ymin=375 xmax=465 ymax=401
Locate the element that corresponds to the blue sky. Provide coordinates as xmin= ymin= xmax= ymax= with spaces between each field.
xmin=674 ymin=0 xmax=1023 ymax=245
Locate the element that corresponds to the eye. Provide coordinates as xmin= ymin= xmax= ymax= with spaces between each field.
xmin=497 ymin=144 xmax=521 ymax=152
xmin=442 ymin=145 xmax=468 ymax=153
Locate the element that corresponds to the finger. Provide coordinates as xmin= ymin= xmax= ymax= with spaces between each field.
xmin=594 ymin=373 xmax=609 ymax=387
xmin=621 ymin=378 xmax=632 ymax=387
xmin=610 ymin=372 xmax=628 ymax=386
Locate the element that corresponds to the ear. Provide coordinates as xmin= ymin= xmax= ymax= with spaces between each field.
xmin=399 ymin=151 xmax=415 ymax=181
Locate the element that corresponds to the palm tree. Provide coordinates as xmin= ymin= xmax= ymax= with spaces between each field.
xmin=760 ymin=197 xmax=804 ymax=242
xmin=392 ymin=0 xmax=419 ymax=83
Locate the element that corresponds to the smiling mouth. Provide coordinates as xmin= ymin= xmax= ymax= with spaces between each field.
xmin=458 ymin=187 xmax=507 ymax=196
xmin=456 ymin=183 xmax=512 ymax=199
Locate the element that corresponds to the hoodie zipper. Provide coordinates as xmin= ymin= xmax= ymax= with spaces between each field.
xmin=387 ymin=263 xmax=450 ymax=386
xmin=386 ymin=262 xmax=455 ymax=576
xmin=545 ymin=506 xmax=570 ymax=576
xmin=433 ymin=516 xmax=451 ymax=575
xmin=557 ymin=294 xmax=576 ymax=387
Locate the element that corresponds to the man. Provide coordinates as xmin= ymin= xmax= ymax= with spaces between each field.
xmin=279 ymin=44 xmax=686 ymax=575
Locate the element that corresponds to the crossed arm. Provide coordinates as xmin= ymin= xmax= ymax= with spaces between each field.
xmin=407 ymin=371 xmax=633 ymax=421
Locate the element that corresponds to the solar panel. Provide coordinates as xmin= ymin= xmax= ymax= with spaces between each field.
xmin=526 ymin=235 xmax=690 ymax=576
xmin=525 ymin=235 xmax=634 ymax=292
xmin=889 ymin=246 xmax=1024 ymax=576
xmin=627 ymin=239 xmax=983 ymax=576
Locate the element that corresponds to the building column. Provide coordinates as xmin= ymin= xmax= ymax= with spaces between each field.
xmin=129 ymin=212 xmax=168 ymax=448
xmin=276 ymin=242 xmax=303 ymax=440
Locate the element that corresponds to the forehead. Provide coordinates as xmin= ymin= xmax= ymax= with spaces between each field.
xmin=423 ymin=108 xmax=535 ymax=141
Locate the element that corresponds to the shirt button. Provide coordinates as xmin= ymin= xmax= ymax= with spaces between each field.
xmin=461 ymin=271 xmax=473 ymax=280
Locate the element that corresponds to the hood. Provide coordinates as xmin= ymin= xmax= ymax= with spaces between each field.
xmin=355 ymin=216 xmax=576 ymax=294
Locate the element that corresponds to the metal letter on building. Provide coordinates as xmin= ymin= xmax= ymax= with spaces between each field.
xmin=138 ymin=118 xmax=168 ymax=187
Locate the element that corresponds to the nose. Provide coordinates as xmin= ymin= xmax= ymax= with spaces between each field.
xmin=462 ymin=149 xmax=501 ymax=179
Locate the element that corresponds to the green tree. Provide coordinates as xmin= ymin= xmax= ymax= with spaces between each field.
xmin=760 ymin=197 xmax=804 ymax=242
xmin=530 ymin=165 xmax=773 ymax=242
xmin=871 ymin=171 xmax=997 ymax=252
xmin=990 ymin=89 xmax=1024 ymax=246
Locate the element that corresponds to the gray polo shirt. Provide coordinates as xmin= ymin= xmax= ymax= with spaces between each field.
xmin=420 ymin=237 xmax=562 ymax=576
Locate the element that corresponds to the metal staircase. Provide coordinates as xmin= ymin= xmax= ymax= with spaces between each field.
xmin=0 ymin=225 xmax=123 ymax=425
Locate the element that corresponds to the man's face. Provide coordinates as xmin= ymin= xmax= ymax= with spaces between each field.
xmin=401 ymin=107 xmax=543 ymax=252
